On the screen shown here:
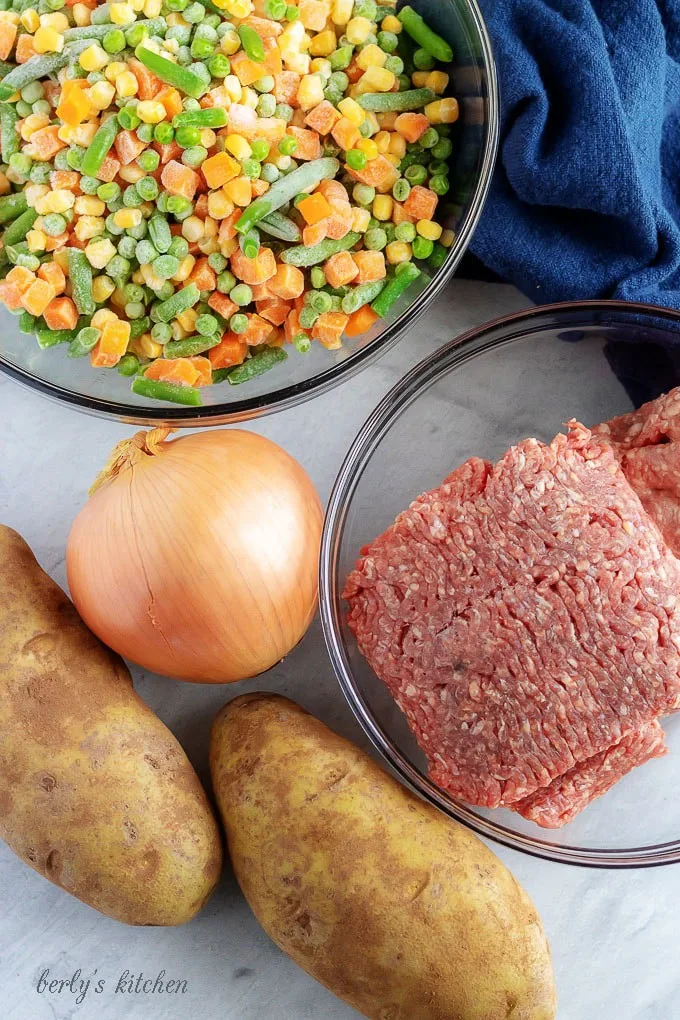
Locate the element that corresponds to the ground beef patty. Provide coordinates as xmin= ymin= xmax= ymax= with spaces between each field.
xmin=344 ymin=423 xmax=680 ymax=821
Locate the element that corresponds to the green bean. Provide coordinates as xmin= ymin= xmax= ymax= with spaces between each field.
xmin=238 ymin=23 xmax=264 ymax=63
xmin=397 ymin=6 xmax=453 ymax=62
xmin=358 ymin=88 xmax=436 ymax=112
xmin=148 ymin=214 xmax=172 ymax=254
xmin=258 ymin=211 xmax=301 ymax=242
xmin=235 ymin=156 xmax=339 ymax=234
xmin=165 ymin=334 xmax=221 ymax=357
xmin=226 ymin=345 xmax=287 ymax=384
xmin=281 ymin=231 xmax=360 ymax=267
xmin=67 ymin=326 xmax=100 ymax=358
xmin=371 ymin=262 xmax=421 ymax=317
xmin=0 ymin=60 xmax=13 ymax=80
xmin=4 ymin=210 xmax=37 ymax=250
xmin=0 ymin=103 xmax=19 ymax=163
xmin=36 ymin=325 xmax=79 ymax=349
xmin=0 ymin=40 xmax=91 ymax=102
xmin=67 ymin=249 xmax=95 ymax=316
xmin=130 ymin=315 xmax=151 ymax=338
xmin=0 ymin=191 xmax=27 ymax=226
xmin=155 ymin=282 xmax=200 ymax=322
xmin=239 ymin=227 xmax=260 ymax=259
xmin=135 ymin=45 xmax=208 ymax=99
xmin=63 ymin=18 xmax=165 ymax=42
xmin=172 ymin=107 xmax=228 ymax=129
xmin=132 ymin=375 xmax=202 ymax=405
xmin=341 ymin=278 xmax=386 ymax=314
xmin=80 ymin=115 xmax=118 ymax=178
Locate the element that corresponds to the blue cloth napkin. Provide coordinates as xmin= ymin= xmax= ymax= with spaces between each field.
xmin=469 ymin=0 xmax=680 ymax=310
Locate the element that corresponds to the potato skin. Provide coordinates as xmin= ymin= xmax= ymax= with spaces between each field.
xmin=210 ymin=693 xmax=556 ymax=1020
xmin=0 ymin=526 xmax=222 ymax=925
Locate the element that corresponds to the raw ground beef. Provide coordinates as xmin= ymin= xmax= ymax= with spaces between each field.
xmin=344 ymin=421 xmax=680 ymax=827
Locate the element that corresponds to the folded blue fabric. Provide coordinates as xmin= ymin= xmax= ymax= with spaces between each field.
xmin=470 ymin=0 xmax=680 ymax=310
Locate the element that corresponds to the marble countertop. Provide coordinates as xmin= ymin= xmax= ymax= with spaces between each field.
xmin=1 ymin=278 xmax=676 ymax=1020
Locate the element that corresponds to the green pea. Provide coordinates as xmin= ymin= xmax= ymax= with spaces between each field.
xmin=413 ymin=47 xmax=435 ymax=70
xmin=151 ymin=321 xmax=173 ymax=342
xmin=329 ymin=70 xmax=349 ymax=91
xmin=136 ymin=123 xmax=154 ymax=143
xmin=117 ymin=235 xmax=137 ymax=259
xmin=364 ymin=227 xmax=387 ymax=250
xmin=274 ymin=102 xmax=294 ymax=122
xmin=429 ymin=174 xmax=449 ymax=195
xmin=207 ymin=52 xmax=230 ymax=78
xmin=257 ymin=93 xmax=277 ymax=117
xmin=42 ymin=213 xmax=67 ymax=237
xmin=346 ymin=148 xmax=367 ymax=171
xmin=136 ymin=176 xmax=159 ymax=201
xmin=353 ymin=183 xmax=375 ymax=206
xmin=230 ymin=283 xmax=252 ymax=306
xmin=241 ymin=157 xmax=261 ymax=178
xmin=168 ymin=235 xmax=189 ymax=259
xmin=154 ymin=121 xmax=175 ymax=144
xmin=196 ymin=313 xmax=219 ymax=336
xmin=404 ymin=163 xmax=428 ymax=185
xmin=208 ymin=252 xmax=227 ymax=273
xmin=103 ymin=28 xmax=126 ymax=53
xmin=229 ymin=312 xmax=248 ymax=334
xmin=431 ymin=137 xmax=452 ymax=160
xmin=278 ymin=135 xmax=298 ymax=156
xmin=411 ymin=234 xmax=433 ymax=259
xmin=20 ymin=81 xmax=43 ymax=104
xmin=125 ymin=301 xmax=145 ymax=319
xmin=420 ymin=127 xmax=439 ymax=149
xmin=254 ymin=74 xmax=275 ymax=93
xmin=377 ymin=30 xmax=398 ymax=52
xmin=310 ymin=266 xmax=326 ymax=289
xmin=181 ymin=145 xmax=207 ymax=168
xmin=152 ymin=254 xmax=181 ymax=279
xmin=329 ymin=44 xmax=352 ymax=70
xmin=117 ymin=353 xmax=140 ymax=376
xmin=138 ymin=148 xmax=160 ymax=172
xmin=260 ymin=161 xmax=280 ymax=183
xmin=394 ymin=221 xmax=416 ymax=242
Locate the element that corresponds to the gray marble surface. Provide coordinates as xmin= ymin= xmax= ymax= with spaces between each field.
xmin=1 ymin=278 xmax=677 ymax=1020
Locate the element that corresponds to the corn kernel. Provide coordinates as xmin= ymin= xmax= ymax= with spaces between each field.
xmin=225 ymin=133 xmax=252 ymax=161
xmin=113 ymin=208 xmax=142 ymax=229
xmin=207 ymin=189 xmax=234 ymax=219
xmin=110 ymin=286 xmax=127 ymax=308
xmin=219 ymin=236 xmax=237 ymax=258
xmin=130 ymin=0 xmax=145 ymax=10
xmin=225 ymin=0 xmax=252 ymax=15
xmin=75 ymin=195 xmax=105 ymax=217
xmin=388 ymin=131 xmax=406 ymax=158
xmin=44 ymin=189 xmax=75 ymax=214
xmin=364 ymin=111 xmax=379 ymax=135
xmin=331 ymin=0 xmax=353 ymax=25
xmin=40 ymin=11 xmax=68 ymax=30
xmin=224 ymin=175 xmax=251 ymax=207
xmin=143 ymin=0 xmax=161 ymax=15
xmin=140 ymin=263 xmax=165 ymax=291
xmin=241 ymin=86 xmax=258 ymax=109
xmin=416 ymin=219 xmax=442 ymax=241
xmin=172 ymin=253 xmax=195 ymax=282
xmin=374 ymin=130 xmax=391 ymax=153
xmin=376 ymin=110 xmax=397 ymax=129
xmin=131 ymin=269 xmax=145 ymax=284
xmin=425 ymin=70 xmax=449 ymax=95
xmin=109 ymin=2 xmax=135 ymax=24
xmin=34 ymin=26 xmax=64 ymax=54
xmin=356 ymin=137 xmax=378 ymax=160
xmin=176 ymin=306 xmax=198 ymax=332
xmin=52 ymin=249 xmax=70 ymax=270
xmin=92 ymin=275 xmax=115 ymax=302
xmin=181 ymin=215 xmax=204 ymax=242
xmin=92 ymin=308 xmax=118 ymax=328
xmin=383 ymin=151 xmax=400 ymax=166
xmin=381 ymin=14 xmax=401 ymax=32
xmin=351 ymin=206 xmax=371 ymax=233
xmin=297 ymin=73 xmax=324 ymax=110
xmin=385 ymin=240 xmax=411 ymax=264
xmin=104 ymin=61 xmax=127 ymax=81
xmin=337 ymin=96 xmax=365 ymax=127
xmin=136 ymin=100 xmax=165 ymax=123
xmin=372 ymin=194 xmax=393 ymax=221
xmin=139 ymin=334 xmax=163 ymax=358
xmin=356 ymin=43 xmax=386 ymax=70
xmin=79 ymin=43 xmax=108 ymax=72
xmin=220 ymin=30 xmax=240 ymax=55
xmin=20 ymin=9 xmax=39 ymax=32
xmin=87 ymin=80 xmax=116 ymax=111
xmin=223 ymin=74 xmax=242 ymax=102
xmin=309 ymin=28 xmax=336 ymax=57
xmin=199 ymin=128 xmax=216 ymax=149
xmin=73 ymin=121 xmax=98 ymax=146
xmin=162 ymin=36 xmax=179 ymax=54
xmin=85 ymin=237 xmax=116 ymax=268
xmin=74 ymin=215 xmax=106 ymax=241
xmin=115 ymin=70 xmax=138 ymax=98
xmin=72 ymin=2 xmax=92 ymax=24
xmin=440 ymin=228 xmax=454 ymax=248
xmin=165 ymin=11 xmax=187 ymax=25
xmin=356 ymin=66 xmax=394 ymax=93
xmin=425 ymin=97 xmax=459 ymax=124
xmin=20 ymin=113 xmax=50 ymax=141
xmin=0 ymin=10 xmax=19 ymax=23
xmin=26 ymin=229 xmax=47 ymax=252
xmin=197 ymin=235 xmax=219 ymax=254
xmin=283 ymin=52 xmax=310 ymax=75
xmin=25 ymin=183 xmax=49 ymax=206
xmin=310 ymin=57 xmax=331 ymax=78
xmin=346 ymin=16 xmax=372 ymax=44
xmin=411 ymin=71 xmax=429 ymax=88
xmin=203 ymin=215 xmax=217 ymax=239
xmin=119 ymin=163 xmax=145 ymax=183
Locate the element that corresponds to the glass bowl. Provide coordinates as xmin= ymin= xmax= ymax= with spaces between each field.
xmin=0 ymin=0 xmax=498 ymax=427
xmin=320 ymin=300 xmax=680 ymax=868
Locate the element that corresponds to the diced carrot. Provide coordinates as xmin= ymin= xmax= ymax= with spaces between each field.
xmin=218 ymin=207 xmax=241 ymax=243
xmin=392 ymin=199 xmax=415 ymax=225
xmin=15 ymin=34 xmax=36 ymax=64
xmin=207 ymin=291 xmax=238 ymax=319
xmin=0 ymin=280 xmax=24 ymax=311
xmin=262 ymin=37 xmax=282 ymax=76
xmin=42 ymin=81 xmax=61 ymax=107
xmin=96 ymin=154 xmax=120 ymax=182
xmin=251 ymin=178 xmax=269 ymax=197
xmin=325 ymin=197 xmax=353 ymax=239
xmin=21 ymin=279 xmax=56 ymax=316
xmin=304 ymin=100 xmax=340 ymax=136
xmin=289 ymin=107 xmax=306 ymax=128
xmin=352 ymin=250 xmax=386 ymax=284
xmin=194 ymin=193 xmax=209 ymax=219
xmin=0 ymin=21 xmax=16 ymax=60
xmin=267 ymin=327 xmax=285 ymax=347
xmin=297 ymin=191 xmax=332 ymax=225
xmin=268 ymin=263 xmax=305 ymax=300
xmin=153 ymin=139 xmax=183 ymax=166
xmin=316 ymin=179 xmax=349 ymax=203
xmin=43 ymin=233 xmax=69 ymax=251
xmin=208 ymin=334 xmax=248 ymax=369
xmin=345 ymin=154 xmax=400 ymax=193
xmin=25 ymin=125 xmax=65 ymax=162
xmin=157 ymin=87 xmax=183 ymax=120
xmin=243 ymin=13 xmax=282 ymax=37
xmin=129 ymin=58 xmax=163 ymax=101
xmin=7 ymin=265 xmax=36 ymax=294
xmin=188 ymin=256 xmax=217 ymax=292
xmin=42 ymin=296 xmax=78 ymax=331
xmin=56 ymin=79 xmax=91 ymax=127
xmin=227 ymin=103 xmax=287 ymax=143
xmin=201 ymin=150 xmax=240 ymax=188
xmin=230 ymin=246 xmax=276 ymax=285
xmin=324 ymin=250 xmax=359 ymax=288
xmin=394 ymin=112 xmax=430 ymax=143
xmin=331 ymin=117 xmax=360 ymax=152
xmin=114 ymin=129 xmax=147 ymax=166
xmin=37 ymin=260 xmax=66 ymax=293
xmin=160 ymin=159 xmax=200 ymax=200
xmin=49 ymin=169 xmax=80 ymax=191
xmin=284 ymin=307 xmax=308 ymax=344
xmin=298 ymin=0 xmax=329 ymax=31
xmin=346 ymin=57 xmax=363 ymax=84
xmin=230 ymin=51 xmax=276 ymax=87
xmin=239 ymin=312 xmax=274 ymax=346
xmin=0 ymin=170 xmax=9 ymax=196
xmin=256 ymin=297 xmax=291 ymax=326
xmin=145 ymin=357 xmax=200 ymax=386
xmin=311 ymin=310 xmax=348 ymax=350
xmin=186 ymin=356 xmax=212 ymax=386
xmin=273 ymin=71 xmax=300 ymax=106
xmin=285 ymin=126 xmax=321 ymax=161
xmin=403 ymin=185 xmax=439 ymax=221
xmin=250 ymin=282 xmax=272 ymax=300
xmin=302 ymin=220 xmax=327 ymax=246
xmin=345 ymin=304 xmax=379 ymax=337
xmin=90 ymin=318 xmax=130 ymax=368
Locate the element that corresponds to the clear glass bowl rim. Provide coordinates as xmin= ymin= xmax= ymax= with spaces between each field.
xmin=0 ymin=0 xmax=499 ymax=427
xmin=320 ymin=298 xmax=680 ymax=868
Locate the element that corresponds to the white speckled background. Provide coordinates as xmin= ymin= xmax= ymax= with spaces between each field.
xmin=1 ymin=279 xmax=677 ymax=1020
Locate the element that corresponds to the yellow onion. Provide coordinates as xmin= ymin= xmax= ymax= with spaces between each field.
xmin=66 ymin=428 xmax=322 ymax=683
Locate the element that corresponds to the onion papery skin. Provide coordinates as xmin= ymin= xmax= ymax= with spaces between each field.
xmin=66 ymin=428 xmax=323 ymax=684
